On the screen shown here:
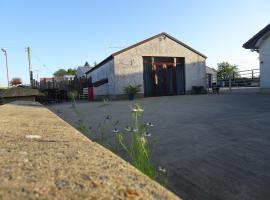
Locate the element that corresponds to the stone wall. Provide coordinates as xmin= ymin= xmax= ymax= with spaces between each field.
xmin=113 ymin=36 xmax=206 ymax=95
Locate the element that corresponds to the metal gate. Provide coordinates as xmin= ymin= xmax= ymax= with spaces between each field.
xmin=217 ymin=69 xmax=260 ymax=92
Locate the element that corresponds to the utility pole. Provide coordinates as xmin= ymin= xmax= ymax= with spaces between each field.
xmin=1 ymin=48 xmax=10 ymax=88
xmin=27 ymin=47 xmax=33 ymax=87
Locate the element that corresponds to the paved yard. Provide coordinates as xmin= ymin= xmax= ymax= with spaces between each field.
xmin=49 ymin=92 xmax=270 ymax=200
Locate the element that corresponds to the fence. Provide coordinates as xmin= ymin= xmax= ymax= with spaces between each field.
xmin=218 ymin=69 xmax=260 ymax=88
xmin=32 ymin=78 xmax=92 ymax=104
xmin=34 ymin=78 xmax=91 ymax=91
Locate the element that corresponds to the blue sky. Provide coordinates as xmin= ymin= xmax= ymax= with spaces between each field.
xmin=0 ymin=0 xmax=269 ymax=86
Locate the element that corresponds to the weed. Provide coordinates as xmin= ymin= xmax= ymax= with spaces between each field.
xmin=65 ymin=96 xmax=167 ymax=184
xmin=116 ymin=103 xmax=156 ymax=179
xmin=68 ymin=90 xmax=87 ymax=134
xmin=157 ymin=165 xmax=168 ymax=186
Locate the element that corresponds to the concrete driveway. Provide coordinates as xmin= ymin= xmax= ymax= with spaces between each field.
xmin=48 ymin=92 xmax=270 ymax=200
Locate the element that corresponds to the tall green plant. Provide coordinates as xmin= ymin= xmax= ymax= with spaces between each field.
xmin=68 ymin=90 xmax=78 ymax=108
xmin=123 ymin=84 xmax=141 ymax=95
xmin=116 ymin=104 xmax=156 ymax=179
xmin=68 ymin=90 xmax=87 ymax=134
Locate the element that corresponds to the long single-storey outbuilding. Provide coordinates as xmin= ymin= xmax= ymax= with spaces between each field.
xmin=86 ymin=32 xmax=207 ymax=99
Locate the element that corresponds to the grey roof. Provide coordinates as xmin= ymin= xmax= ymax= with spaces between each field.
xmin=78 ymin=66 xmax=92 ymax=74
xmin=243 ymin=23 xmax=270 ymax=50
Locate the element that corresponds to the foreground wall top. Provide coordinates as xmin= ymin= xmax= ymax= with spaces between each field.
xmin=0 ymin=101 xmax=180 ymax=200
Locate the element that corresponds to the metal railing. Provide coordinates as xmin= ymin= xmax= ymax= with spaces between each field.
xmin=218 ymin=69 xmax=260 ymax=89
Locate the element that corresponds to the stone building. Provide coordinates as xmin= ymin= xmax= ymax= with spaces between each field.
xmin=86 ymin=32 xmax=207 ymax=99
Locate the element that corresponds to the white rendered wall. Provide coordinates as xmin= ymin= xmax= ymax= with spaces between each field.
xmin=86 ymin=59 xmax=115 ymax=96
xmin=259 ymin=35 xmax=270 ymax=91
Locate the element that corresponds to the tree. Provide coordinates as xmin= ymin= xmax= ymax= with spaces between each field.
xmin=53 ymin=68 xmax=76 ymax=77
xmin=66 ymin=68 xmax=76 ymax=75
xmin=53 ymin=69 xmax=67 ymax=78
xmin=84 ymin=61 xmax=90 ymax=67
xmin=10 ymin=77 xmax=22 ymax=86
xmin=217 ymin=62 xmax=239 ymax=80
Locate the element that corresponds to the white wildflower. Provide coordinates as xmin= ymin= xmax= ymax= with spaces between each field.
xmin=142 ymin=132 xmax=152 ymax=137
xmin=140 ymin=137 xmax=146 ymax=145
xmin=112 ymin=128 xmax=120 ymax=133
xmin=158 ymin=166 xmax=166 ymax=173
xmin=132 ymin=108 xmax=144 ymax=112
xmin=146 ymin=122 xmax=154 ymax=127
xmin=124 ymin=126 xmax=132 ymax=132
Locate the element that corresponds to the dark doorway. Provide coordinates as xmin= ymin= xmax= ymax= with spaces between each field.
xmin=143 ymin=57 xmax=185 ymax=97
xmin=207 ymin=74 xmax=212 ymax=88
xmin=176 ymin=58 xmax=185 ymax=94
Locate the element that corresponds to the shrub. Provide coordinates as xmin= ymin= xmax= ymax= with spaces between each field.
xmin=191 ymin=86 xmax=207 ymax=94
xmin=123 ymin=84 xmax=141 ymax=95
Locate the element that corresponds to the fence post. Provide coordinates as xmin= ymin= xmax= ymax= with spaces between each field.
xmin=88 ymin=77 xmax=93 ymax=101
xmin=229 ymin=75 xmax=232 ymax=92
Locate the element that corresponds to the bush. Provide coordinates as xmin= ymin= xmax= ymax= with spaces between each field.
xmin=191 ymin=86 xmax=207 ymax=94
xmin=124 ymin=84 xmax=141 ymax=95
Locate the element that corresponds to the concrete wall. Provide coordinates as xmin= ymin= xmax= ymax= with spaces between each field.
xmin=87 ymin=59 xmax=115 ymax=97
xmin=113 ymin=36 xmax=206 ymax=95
xmin=259 ymin=34 xmax=270 ymax=92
